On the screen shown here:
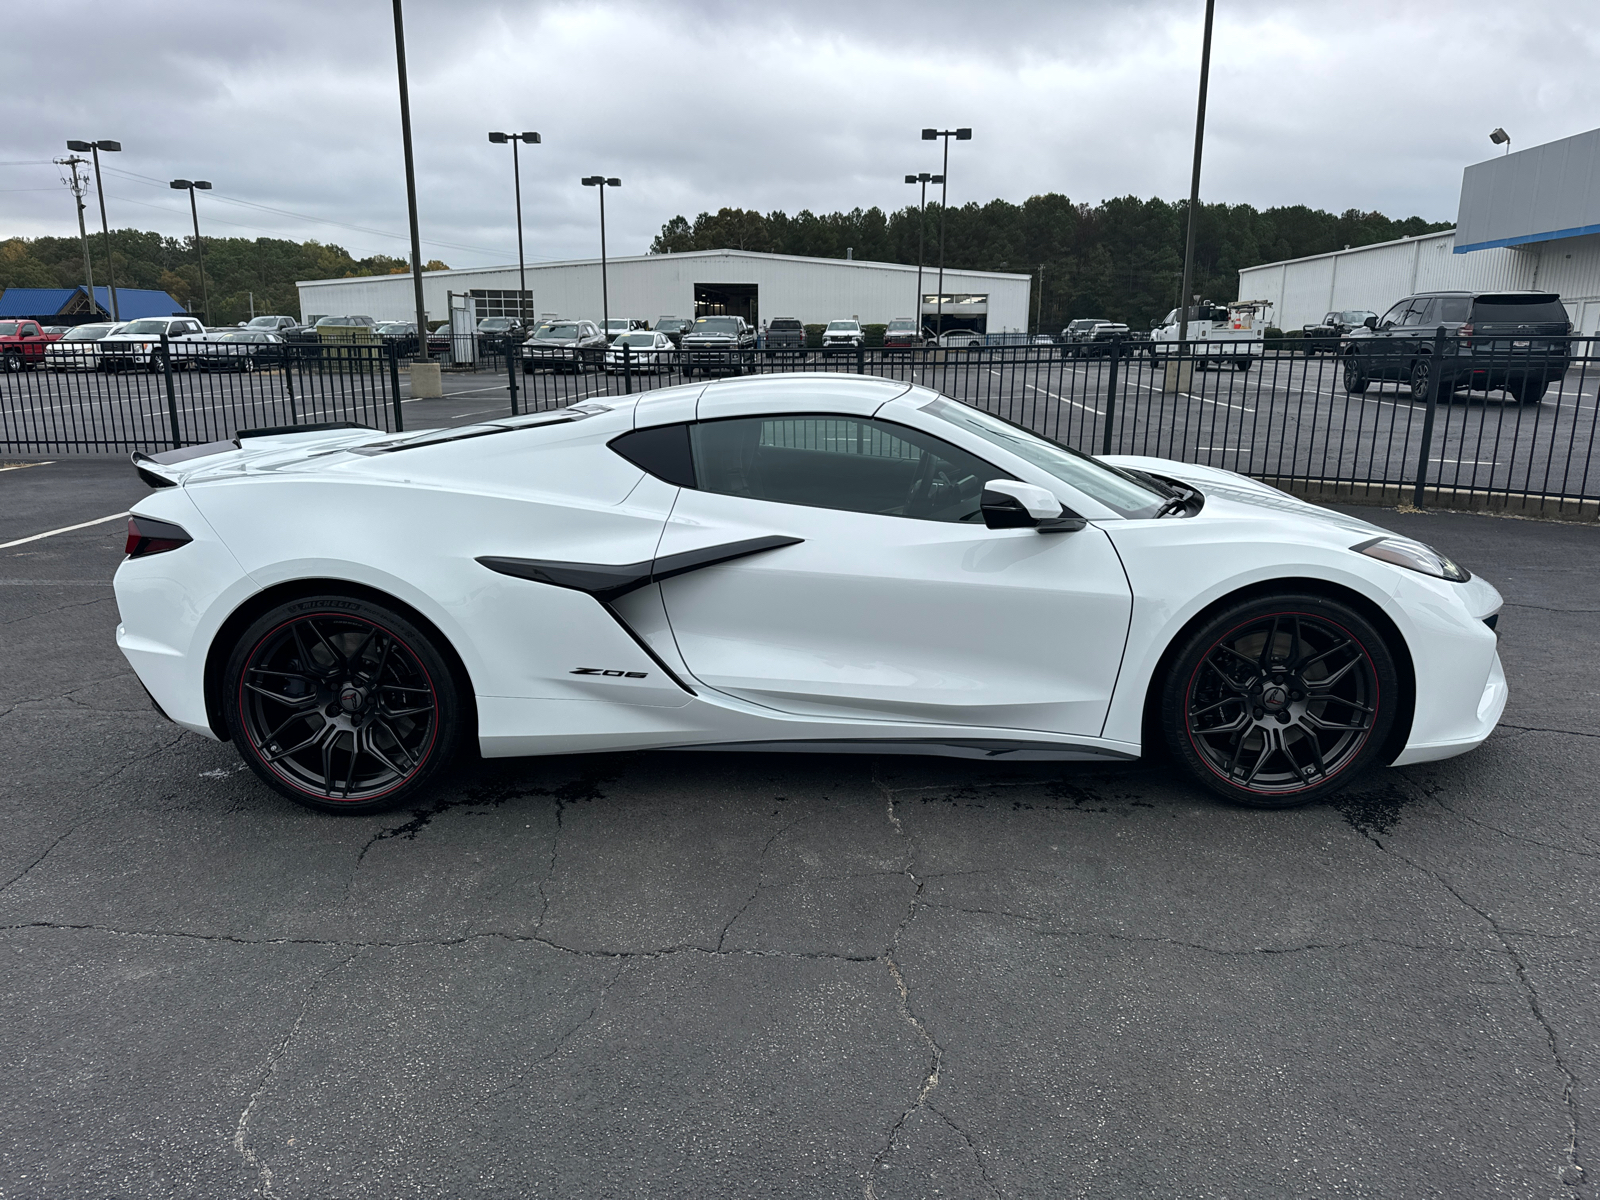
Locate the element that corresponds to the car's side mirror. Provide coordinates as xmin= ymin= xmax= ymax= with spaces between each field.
xmin=1364 ymin=316 xmax=1378 ymax=329
xmin=981 ymin=480 xmax=1086 ymax=533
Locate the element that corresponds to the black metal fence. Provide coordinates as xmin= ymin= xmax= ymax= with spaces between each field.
xmin=0 ymin=337 xmax=402 ymax=454
xmin=5 ymin=332 xmax=1597 ymax=517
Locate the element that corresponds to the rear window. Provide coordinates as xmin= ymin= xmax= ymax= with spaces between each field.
xmin=1470 ymin=295 xmax=1568 ymax=325
xmin=769 ymin=318 xmax=803 ymax=330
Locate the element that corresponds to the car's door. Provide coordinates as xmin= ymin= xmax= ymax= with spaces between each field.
xmin=1368 ymin=299 xmax=1415 ymax=379
xmin=651 ymin=411 xmax=1133 ymax=736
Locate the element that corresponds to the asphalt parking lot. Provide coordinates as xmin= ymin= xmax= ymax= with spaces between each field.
xmin=3 ymin=457 xmax=1598 ymax=1199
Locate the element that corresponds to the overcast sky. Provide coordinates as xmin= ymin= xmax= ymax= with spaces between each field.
xmin=4 ymin=1 xmax=1598 ymax=271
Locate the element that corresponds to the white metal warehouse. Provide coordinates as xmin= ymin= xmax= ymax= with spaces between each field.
xmin=296 ymin=249 xmax=1031 ymax=336
xmin=1239 ymin=125 xmax=1600 ymax=336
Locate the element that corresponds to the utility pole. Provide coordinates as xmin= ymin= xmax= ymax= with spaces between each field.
xmin=55 ymin=155 xmax=98 ymax=317
xmin=1035 ymin=263 xmax=1046 ymax=335
xmin=1175 ymin=0 xmax=1215 ymax=363
xmin=391 ymin=0 xmax=429 ymax=360
xmin=921 ymin=127 xmax=971 ymax=342
xmin=66 ymin=139 xmax=122 ymax=320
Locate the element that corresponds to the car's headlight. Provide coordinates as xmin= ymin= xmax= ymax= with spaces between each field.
xmin=1352 ymin=535 xmax=1469 ymax=582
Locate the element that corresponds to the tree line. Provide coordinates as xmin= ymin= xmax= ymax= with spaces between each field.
xmin=650 ymin=195 xmax=1452 ymax=331
xmin=0 ymin=231 xmax=447 ymax=324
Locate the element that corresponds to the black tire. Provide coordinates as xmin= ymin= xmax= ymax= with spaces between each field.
xmin=224 ymin=594 xmax=465 ymax=814
xmin=241 ymin=356 xmax=257 ymax=374
xmin=2 ymin=352 xmax=22 ymax=373
xmin=1408 ymin=358 xmax=1432 ymax=401
xmin=1160 ymin=593 xmax=1400 ymax=809
xmin=1342 ymin=354 xmax=1369 ymax=395
xmin=1235 ymin=358 xmax=1252 ymax=372
xmin=1513 ymin=376 xmax=1548 ymax=405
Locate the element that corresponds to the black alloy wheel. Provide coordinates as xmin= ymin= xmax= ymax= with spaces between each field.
xmin=1342 ymin=354 xmax=1369 ymax=395
xmin=225 ymin=595 xmax=464 ymax=813
xmin=1161 ymin=595 xmax=1399 ymax=808
xmin=1409 ymin=358 xmax=1432 ymax=401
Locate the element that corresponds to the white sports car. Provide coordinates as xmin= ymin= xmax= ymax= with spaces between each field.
xmin=115 ymin=374 xmax=1506 ymax=814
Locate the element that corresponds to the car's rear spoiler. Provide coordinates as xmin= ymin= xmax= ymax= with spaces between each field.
xmin=131 ymin=422 xmax=374 ymax=488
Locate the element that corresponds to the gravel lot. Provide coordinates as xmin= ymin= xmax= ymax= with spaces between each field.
xmin=2 ymin=457 xmax=1597 ymax=1199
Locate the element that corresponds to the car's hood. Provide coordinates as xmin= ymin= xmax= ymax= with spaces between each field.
xmin=527 ymin=338 xmax=582 ymax=347
xmin=1101 ymin=454 xmax=1391 ymax=539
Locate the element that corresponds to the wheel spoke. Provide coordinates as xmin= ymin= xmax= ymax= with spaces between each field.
xmin=262 ymin=718 xmax=331 ymax=764
xmin=1302 ymin=711 xmax=1370 ymax=733
xmin=1307 ymin=655 xmax=1362 ymax=690
xmin=1299 ymin=725 xmax=1331 ymax=778
xmin=321 ymin=727 xmax=340 ymax=794
xmin=263 ymin=708 xmax=317 ymax=746
xmin=1258 ymin=616 xmax=1280 ymax=669
xmin=1202 ymin=659 xmax=1251 ymax=693
xmin=243 ymin=680 xmax=317 ymax=706
xmin=1240 ymin=729 xmax=1276 ymax=785
xmin=305 ymin=619 xmax=346 ymax=672
xmin=372 ymin=717 xmax=417 ymax=771
xmin=1191 ymin=696 xmax=1244 ymax=719
xmin=360 ymin=726 xmax=409 ymax=780
xmin=1214 ymin=642 xmax=1262 ymax=674
xmin=1298 ymin=637 xmax=1352 ymax=673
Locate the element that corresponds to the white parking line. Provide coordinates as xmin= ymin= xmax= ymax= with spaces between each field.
xmin=0 ymin=461 xmax=54 ymax=472
xmin=0 ymin=511 xmax=127 ymax=550
xmin=987 ymin=370 xmax=1101 ymax=416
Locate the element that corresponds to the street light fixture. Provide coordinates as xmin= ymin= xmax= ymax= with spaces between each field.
xmin=920 ymin=127 xmax=971 ymax=341
xmin=65 ymin=139 xmax=121 ymax=320
xmin=1490 ymin=127 xmax=1511 ymax=155
xmin=488 ymin=131 xmax=541 ymax=329
xmin=904 ymin=171 xmax=943 ymax=341
xmin=169 ymin=178 xmax=213 ymax=323
xmin=581 ymin=176 xmax=622 ymax=336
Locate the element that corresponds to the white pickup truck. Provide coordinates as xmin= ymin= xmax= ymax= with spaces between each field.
xmin=1147 ymin=299 xmax=1273 ymax=370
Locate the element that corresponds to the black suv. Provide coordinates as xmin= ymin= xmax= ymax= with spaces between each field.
xmin=1342 ymin=291 xmax=1570 ymax=404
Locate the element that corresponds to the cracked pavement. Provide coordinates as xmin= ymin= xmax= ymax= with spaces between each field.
xmin=2 ymin=458 xmax=1599 ymax=1198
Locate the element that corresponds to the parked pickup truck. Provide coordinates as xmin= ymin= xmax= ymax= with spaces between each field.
xmin=681 ymin=315 xmax=755 ymax=375
xmin=1148 ymin=299 xmax=1272 ymax=370
xmin=765 ymin=316 xmax=806 ymax=349
xmin=1300 ymin=309 xmax=1376 ymax=355
xmin=0 ymin=319 xmax=62 ymax=370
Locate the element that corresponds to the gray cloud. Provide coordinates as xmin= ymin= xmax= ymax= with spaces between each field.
xmin=4 ymin=0 xmax=1597 ymax=269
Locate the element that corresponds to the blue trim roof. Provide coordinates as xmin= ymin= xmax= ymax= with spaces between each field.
xmin=0 ymin=285 xmax=186 ymax=318
xmin=1454 ymin=222 xmax=1600 ymax=253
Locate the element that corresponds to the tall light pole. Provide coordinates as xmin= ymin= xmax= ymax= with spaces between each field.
xmin=581 ymin=176 xmax=621 ymax=335
xmin=169 ymin=179 xmax=213 ymax=323
xmin=65 ymin=139 xmax=121 ymax=321
xmin=55 ymin=154 xmax=97 ymax=318
xmin=904 ymin=171 xmax=942 ymax=339
xmin=488 ymin=131 xmax=541 ymax=329
xmin=391 ymin=0 xmax=429 ymax=361
xmin=1175 ymin=0 xmax=1215 ymax=364
xmin=920 ymin=127 xmax=970 ymax=342
xmin=1034 ymin=263 xmax=1046 ymax=336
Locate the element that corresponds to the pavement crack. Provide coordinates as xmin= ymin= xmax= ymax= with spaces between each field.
xmin=475 ymin=959 xmax=630 ymax=1109
xmin=0 ymin=825 xmax=79 ymax=896
xmin=717 ymin=801 xmax=806 ymax=952
xmin=232 ymin=949 xmax=360 ymax=1198
xmin=1432 ymin=795 xmax=1600 ymax=861
xmin=0 ymin=593 xmax=115 ymax=628
xmin=99 ymin=732 xmax=186 ymax=783
xmin=1354 ymin=827 xmax=1586 ymax=1188
xmin=1500 ymin=723 xmax=1600 ymax=741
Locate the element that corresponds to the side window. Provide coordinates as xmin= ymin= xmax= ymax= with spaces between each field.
xmin=1435 ymin=297 xmax=1471 ymax=323
xmin=686 ymin=414 xmax=1004 ymax=523
xmin=1400 ymin=300 xmax=1429 ymax=327
xmin=1378 ymin=301 xmax=1410 ymax=330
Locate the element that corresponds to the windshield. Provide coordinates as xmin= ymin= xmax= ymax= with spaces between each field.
xmin=0 ymin=323 xmax=18 ymax=336
xmin=885 ymin=319 xmax=916 ymax=332
xmin=63 ymin=324 xmax=114 ymax=340
xmin=617 ymin=333 xmax=656 ymax=348
xmin=606 ymin=321 xmax=631 ymax=330
xmin=536 ymin=323 xmax=581 ymax=339
xmin=692 ymin=317 xmax=739 ymax=335
xmin=921 ymin=398 xmax=1165 ymax=519
xmin=478 ymin=319 xmax=514 ymax=330
xmin=1338 ymin=311 xmax=1374 ymax=324
xmin=247 ymin=316 xmax=285 ymax=328
xmin=826 ymin=321 xmax=859 ymax=331
xmin=118 ymin=319 xmax=170 ymax=335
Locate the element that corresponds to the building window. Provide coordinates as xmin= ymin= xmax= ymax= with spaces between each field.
xmin=469 ymin=289 xmax=533 ymax=321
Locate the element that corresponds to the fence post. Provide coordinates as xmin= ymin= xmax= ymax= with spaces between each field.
xmin=506 ymin=339 xmax=520 ymax=416
xmin=857 ymin=344 xmax=865 ymax=375
xmin=388 ymin=343 xmax=404 ymax=432
xmin=623 ymin=344 xmax=633 ymax=395
xmin=283 ymin=345 xmax=298 ymax=425
xmin=159 ymin=334 xmax=182 ymax=449
xmin=1101 ymin=336 xmax=1122 ymax=455
xmin=1411 ymin=325 xmax=1446 ymax=508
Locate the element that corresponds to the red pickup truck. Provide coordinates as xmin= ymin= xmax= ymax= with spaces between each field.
xmin=0 ymin=320 xmax=63 ymax=371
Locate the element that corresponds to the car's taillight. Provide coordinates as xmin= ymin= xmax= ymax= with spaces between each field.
xmin=125 ymin=515 xmax=192 ymax=558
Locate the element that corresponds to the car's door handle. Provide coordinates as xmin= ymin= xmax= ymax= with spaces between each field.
xmin=478 ymin=535 xmax=803 ymax=602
